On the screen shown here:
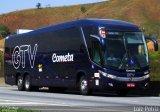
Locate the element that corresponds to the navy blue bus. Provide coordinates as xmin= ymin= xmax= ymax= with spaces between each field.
xmin=4 ymin=19 xmax=158 ymax=95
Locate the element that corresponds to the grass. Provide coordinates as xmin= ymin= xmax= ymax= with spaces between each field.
xmin=149 ymin=51 xmax=160 ymax=81
xmin=0 ymin=107 xmax=39 ymax=112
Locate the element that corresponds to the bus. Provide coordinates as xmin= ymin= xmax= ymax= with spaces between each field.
xmin=4 ymin=19 xmax=158 ymax=95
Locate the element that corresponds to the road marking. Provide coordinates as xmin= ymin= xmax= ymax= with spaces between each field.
xmin=0 ymin=99 xmax=26 ymax=103
xmin=0 ymin=102 xmax=43 ymax=105
xmin=0 ymin=98 xmax=76 ymax=106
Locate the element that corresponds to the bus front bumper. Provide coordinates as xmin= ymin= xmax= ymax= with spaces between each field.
xmin=93 ymin=76 xmax=150 ymax=90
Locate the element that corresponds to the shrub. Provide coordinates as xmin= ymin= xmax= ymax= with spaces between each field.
xmin=0 ymin=24 xmax=10 ymax=37
xmin=80 ymin=6 xmax=87 ymax=13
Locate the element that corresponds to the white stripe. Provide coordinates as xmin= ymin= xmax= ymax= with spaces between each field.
xmin=0 ymin=98 xmax=74 ymax=106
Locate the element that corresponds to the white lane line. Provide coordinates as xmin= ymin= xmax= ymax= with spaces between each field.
xmin=0 ymin=102 xmax=72 ymax=106
xmin=0 ymin=99 xmax=26 ymax=103
xmin=0 ymin=98 xmax=76 ymax=106
xmin=30 ymin=108 xmax=120 ymax=112
xmin=0 ymin=102 xmax=43 ymax=105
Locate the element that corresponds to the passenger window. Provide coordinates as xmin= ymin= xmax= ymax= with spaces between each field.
xmin=37 ymin=27 xmax=84 ymax=53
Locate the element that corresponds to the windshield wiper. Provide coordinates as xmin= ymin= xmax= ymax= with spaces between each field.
xmin=118 ymin=53 xmax=129 ymax=69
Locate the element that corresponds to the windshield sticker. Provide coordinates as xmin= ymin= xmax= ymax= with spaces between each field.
xmin=12 ymin=44 xmax=38 ymax=69
xmin=52 ymin=53 xmax=74 ymax=63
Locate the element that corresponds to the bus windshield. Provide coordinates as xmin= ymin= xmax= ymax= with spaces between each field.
xmin=103 ymin=32 xmax=148 ymax=70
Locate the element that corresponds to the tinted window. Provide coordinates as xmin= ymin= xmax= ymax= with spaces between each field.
xmin=82 ymin=26 xmax=98 ymax=57
xmin=55 ymin=27 xmax=83 ymax=52
xmin=83 ymin=26 xmax=98 ymax=44
xmin=38 ymin=27 xmax=83 ymax=53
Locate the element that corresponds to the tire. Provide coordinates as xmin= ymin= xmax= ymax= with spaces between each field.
xmin=17 ymin=75 xmax=24 ymax=91
xmin=79 ymin=76 xmax=91 ymax=95
xmin=116 ymin=90 xmax=129 ymax=96
xmin=24 ymin=75 xmax=33 ymax=91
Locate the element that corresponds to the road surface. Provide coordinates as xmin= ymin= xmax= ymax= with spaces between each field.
xmin=0 ymin=86 xmax=160 ymax=112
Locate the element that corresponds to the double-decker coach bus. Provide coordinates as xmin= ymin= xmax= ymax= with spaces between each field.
xmin=4 ymin=19 xmax=158 ymax=95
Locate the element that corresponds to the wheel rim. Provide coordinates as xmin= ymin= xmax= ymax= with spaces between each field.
xmin=18 ymin=77 xmax=22 ymax=86
xmin=81 ymin=79 xmax=88 ymax=92
xmin=25 ymin=78 xmax=30 ymax=89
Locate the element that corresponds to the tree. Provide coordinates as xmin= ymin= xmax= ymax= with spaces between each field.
xmin=36 ymin=3 xmax=42 ymax=9
xmin=80 ymin=6 xmax=87 ymax=13
xmin=0 ymin=24 xmax=10 ymax=38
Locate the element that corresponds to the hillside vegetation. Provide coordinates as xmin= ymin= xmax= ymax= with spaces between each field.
xmin=0 ymin=0 xmax=160 ymax=36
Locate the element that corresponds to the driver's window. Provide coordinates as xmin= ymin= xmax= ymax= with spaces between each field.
xmin=92 ymin=41 xmax=101 ymax=65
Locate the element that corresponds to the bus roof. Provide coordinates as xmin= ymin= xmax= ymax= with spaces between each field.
xmin=8 ymin=18 xmax=141 ymax=39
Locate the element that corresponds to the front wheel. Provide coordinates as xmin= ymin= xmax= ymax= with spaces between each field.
xmin=79 ymin=76 xmax=91 ymax=95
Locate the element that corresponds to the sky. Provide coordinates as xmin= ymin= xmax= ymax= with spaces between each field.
xmin=0 ymin=0 xmax=107 ymax=14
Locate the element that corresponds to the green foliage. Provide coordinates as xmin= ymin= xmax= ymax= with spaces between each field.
xmin=80 ymin=6 xmax=87 ymax=13
xmin=0 ymin=51 xmax=3 ymax=77
xmin=0 ymin=24 xmax=10 ymax=37
xmin=36 ymin=3 xmax=42 ymax=9
xmin=0 ymin=107 xmax=39 ymax=112
xmin=143 ymin=22 xmax=160 ymax=37
xmin=11 ymin=32 xmax=17 ymax=35
xmin=150 ymin=51 xmax=160 ymax=81
xmin=150 ymin=52 xmax=160 ymax=59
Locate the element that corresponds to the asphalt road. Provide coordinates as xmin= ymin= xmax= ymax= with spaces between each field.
xmin=0 ymin=86 xmax=160 ymax=112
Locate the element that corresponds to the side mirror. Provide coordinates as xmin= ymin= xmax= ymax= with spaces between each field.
xmin=145 ymin=36 xmax=158 ymax=51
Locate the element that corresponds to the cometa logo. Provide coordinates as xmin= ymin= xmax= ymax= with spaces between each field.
xmin=52 ymin=53 xmax=74 ymax=63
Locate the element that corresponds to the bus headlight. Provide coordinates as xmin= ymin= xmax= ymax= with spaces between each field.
xmin=107 ymin=74 xmax=117 ymax=79
xmin=98 ymin=70 xmax=117 ymax=79
xmin=143 ymin=74 xmax=150 ymax=79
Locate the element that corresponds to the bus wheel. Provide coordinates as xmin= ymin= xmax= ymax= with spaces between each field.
xmin=116 ymin=90 xmax=129 ymax=96
xmin=80 ymin=76 xmax=91 ymax=95
xmin=24 ymin=75 xmax=32 ymax=91
xmin=17 ymin=75 xmax=24 ymax=91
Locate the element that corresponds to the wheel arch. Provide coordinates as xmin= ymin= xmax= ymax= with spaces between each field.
xmin=23 ymin=72 xmax=30 ymax=79
xmin=15 ymin=72 xmax=21 ymax=85
xmin=15 ymin=71 xmax=30 ymax=85
xmin=76 ymin=70 xmax=87 ymax=87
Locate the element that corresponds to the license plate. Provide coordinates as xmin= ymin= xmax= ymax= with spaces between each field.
xmin=127 ymin=83 xmax=135 ymax=87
